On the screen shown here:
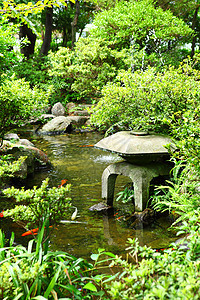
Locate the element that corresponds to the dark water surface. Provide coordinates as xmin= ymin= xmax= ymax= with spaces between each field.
xmin=3 ymin=130 xmax=176 ymax=259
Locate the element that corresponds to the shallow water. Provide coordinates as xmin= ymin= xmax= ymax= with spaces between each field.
xmin=2 ymin=130 xmax=176 ymax=259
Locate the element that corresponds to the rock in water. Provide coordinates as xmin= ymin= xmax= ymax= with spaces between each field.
xmin=37 ymin=116 xmax=72 ymax=135
xmin=125 ymin=208 xmax=155 ymax=228
xmin=89 ymin=202 xmax=112 ymax=212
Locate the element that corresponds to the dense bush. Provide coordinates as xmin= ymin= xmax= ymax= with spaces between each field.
xmin=0 ymin=23 xmax=21 ymax=78
xmin=48 ymin=40 xmax=131 ymax=102
xmin=46 ymin=0 xmax=193 ymax=102
xmin=0 ymin=76 xmax=51 ymax=142
xmin=3 ymin=177 xmax=71 ymax=230
xmin=13 ymin=55 xmax=51 ymax=88
xmin=90 ymin=0 xmax=192 ymax=52
xmin=90 ymin=57 xmax=200 ymax=134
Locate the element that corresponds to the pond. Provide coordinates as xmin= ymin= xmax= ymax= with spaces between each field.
xmin=2 ymin=130 xmax=177 ymax=260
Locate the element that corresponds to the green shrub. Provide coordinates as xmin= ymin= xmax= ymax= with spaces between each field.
xmin=47 ymin=0 xmax=193 ymax=101
xmin=0 ymin=75 xmax=51 ymax=142
xmin=0 ymin=23 xmax=21 ymax=78
xmin=152 ymin=107 xmax=200 ymax=223
xmin=47 ymin=41 xmax=130 ymax=102
xmin=89 ymin=0 xmax=193 ymax=70
xmin=90 ymin=57 xmax=200 ymax=134
xmin=3 ymin=177 xmax=71 ymax=231
xmin=13 ymin=55 xmax=51 ymax=88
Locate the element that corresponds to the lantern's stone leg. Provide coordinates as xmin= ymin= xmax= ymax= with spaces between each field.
xmin=102 ymin=161 xmax=171 ymax=211
xmin=132 ymin=175 xmax=149 ymax=211
xmin=102 ymin=167 xmax=118 ymax=206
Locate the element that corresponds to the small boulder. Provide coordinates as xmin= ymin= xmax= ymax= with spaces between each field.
xmin=89 ymin=202 xmax=112 ymax=212
xmin=37 ymin=116 xmax=72 ymax=135
xmin=51 ymin=102 xmax=66 ymax=116
xmin=1 ymin=141 xmax=51 ymax=179
xmin=66 ymin=102 xmax=76 ymax=115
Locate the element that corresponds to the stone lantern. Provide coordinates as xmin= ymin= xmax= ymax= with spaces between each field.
xmin=94 ymin=131 xmax=176 ymax=211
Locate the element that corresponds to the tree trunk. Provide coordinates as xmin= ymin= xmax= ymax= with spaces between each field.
xmin=40 ymin=6 xmax=53 ymax=56
xmin=19 ymin=24 xmax=37 ymax=59
xmin=62 ymin=28 xmax=68 ymax=47
xmin=191 ymin=6 xmax=200 ymax=58
xmin=71 ymin=0 xmax=80 ymax=48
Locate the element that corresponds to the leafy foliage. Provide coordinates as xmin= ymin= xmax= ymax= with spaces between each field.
xmin=0 ymin=228 xmax=99 ymax=299
xmin=0 ymin=75 xmax=51 ymax=141
xmin=91 ymin=56 xmax=200 ymax=133
xmin=116 ymin=184 xmax=134 ymax=204
xmin=105 ymin=214 xmax=200 ymax=299
xmin=0 ymin=22 xmax=20 ymax=77
xmin=0 ymin=155 xmax=25 ymax=179
xmin=47 ymin=40 xmax=130 ymax=101
xmin=0 ymin=226 xmax=116 ymax=299
xmin=3 ymin=177 xmax=71 ymax=230
xmin=47 ymin=0 xmax=194 ymax=101
xmin=90 ymin=0 xmax=193 ymax=68
xmin=13 ymin=55 xmax=51 ymax=87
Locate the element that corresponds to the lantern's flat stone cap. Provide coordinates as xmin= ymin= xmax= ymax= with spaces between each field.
xmin=94 ymin=131 xmax=176 ymax=155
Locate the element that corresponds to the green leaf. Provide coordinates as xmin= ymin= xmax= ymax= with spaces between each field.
xmin=83 ymin=282 xmax=97 ymax=292
xmin=90 ymin=253 xmax=99 ymax=261
xmin=102 ymin=252 xmax=116 ymax=258
xmin=13 ymin=293 xmax=24 ymax=300
xmin=8 ymin=265 xmax=20 ymax=288
xmin=32 ymin=297 xmax=48 ymax=300
xmin=44 ymin=265 xmax=61 ymax=298
xmin=9 ymin=232 xmax=15 ymax=247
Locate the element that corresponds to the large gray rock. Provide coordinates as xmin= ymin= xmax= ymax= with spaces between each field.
xmin=37 ymin=116 xmax=88 ymax=135
xmin=0 ymin=141 xmax=51 ymax=179
xmin=51 ymin=102 xmax=66 ymax=116
xmin=37 ymin=116 xmax=72 ymax=135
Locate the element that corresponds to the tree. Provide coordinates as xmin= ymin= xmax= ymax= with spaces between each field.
xmin=0 ymin=22 xmax=20 ymax=75
xmin=156 ymin=0 xmax=200 ymax=58
xmin=90 ymin=0 xmax=193 ymax=59
xmin=48 ymin=0 xmax=193 ymax=101
xmin=53 ymin=1 xmax=94 ymax=48
xmin=40 ymin=6 xmax=53 ymax=55
xmin=0 ymin=0 xmax=76 ymax=57
xmin=19 ymin=23 xmax=37 ymax=58
xmin=71 ymin=0 xmax=80 ymax=48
